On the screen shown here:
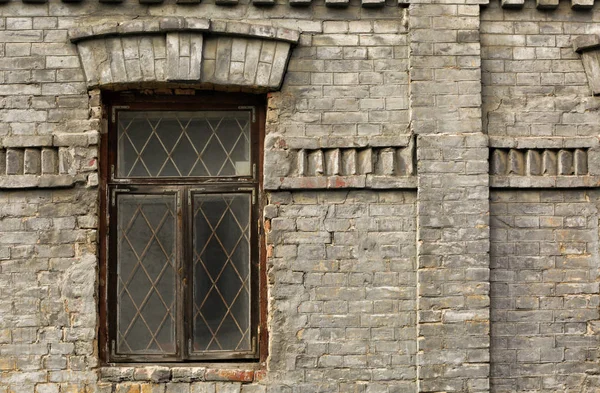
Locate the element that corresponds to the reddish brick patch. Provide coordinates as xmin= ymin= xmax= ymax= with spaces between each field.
xmin=204 ymin=369 xmax=254 ymax=382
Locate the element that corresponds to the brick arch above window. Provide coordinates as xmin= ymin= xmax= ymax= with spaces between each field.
xmin=69 ymin=17 xmax=300 ymax=91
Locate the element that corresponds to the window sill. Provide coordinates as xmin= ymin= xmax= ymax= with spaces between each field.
xmin=99 ymin=365 xmax=266 ymax=383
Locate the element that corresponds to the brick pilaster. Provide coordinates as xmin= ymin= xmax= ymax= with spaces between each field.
xmin=409 ymin=4 xmax=491 ymax=393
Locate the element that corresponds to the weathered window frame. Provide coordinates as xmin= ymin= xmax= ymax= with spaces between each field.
xmin=99 ymin=91 xmax=267 ymax=364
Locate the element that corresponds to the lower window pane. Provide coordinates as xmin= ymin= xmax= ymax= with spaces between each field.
xmin=116 ymin=194 xmax=177 ymax=355
xmin=192 ymin=193 xmax=251 ymax=353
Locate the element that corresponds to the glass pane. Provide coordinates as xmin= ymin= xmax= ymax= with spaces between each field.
xmin=117 ymin=111 xmax=252 ymax=178
xmin=116 ymin=193 xmax=177 ymax=355
xmin=192 ymin=193 xmax=251 ymax=353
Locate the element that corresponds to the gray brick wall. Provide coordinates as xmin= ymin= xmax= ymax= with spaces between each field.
xmin=482 ymin=1 xmax=600 ymax=137
xmin=490 ymin=190 xmax=600 ymax=392
xmin=0 ymin=1 xmax=600 ymax=393
xmin=0 ymin=188 xmax=98 ymax=393
xmin=265 ymin=190 xmax=417 ymax=392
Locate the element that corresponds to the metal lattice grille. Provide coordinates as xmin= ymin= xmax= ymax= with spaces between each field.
xmin=116 ymin=194 xmax=177 ymax=355
xmin=117 ymin=111 xmax=251 ymax=178
xmin=192 ymin=193 xmax=251 ymax=352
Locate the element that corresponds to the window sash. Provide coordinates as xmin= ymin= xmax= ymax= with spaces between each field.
xmin=108 ymin=185 xmax=259 ymax=362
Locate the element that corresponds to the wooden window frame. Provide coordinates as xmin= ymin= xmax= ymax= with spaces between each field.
xmin=99 ymin=91 xmax=267 ymax=364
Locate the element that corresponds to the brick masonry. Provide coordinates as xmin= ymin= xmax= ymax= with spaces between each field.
xmin=491 ymin=190 xmax=600 ymax=392
xmin=0 ymin=1 xmax=599 ymax=393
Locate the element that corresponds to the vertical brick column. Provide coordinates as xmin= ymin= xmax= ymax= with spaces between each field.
xmin=409 ymin=3 xmax=490 ymax=393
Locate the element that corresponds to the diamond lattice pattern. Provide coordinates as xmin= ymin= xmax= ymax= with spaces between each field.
xmin=192 ymin=193 xmax=251 ymax=352
xmin=116 ymin=194 xmax=177 ymax=355
xmin=117 ymin=111 xmax=251 ymax=178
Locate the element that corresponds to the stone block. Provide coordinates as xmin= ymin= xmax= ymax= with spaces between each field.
xmin=508 ymin=149 xmax=524 ymax=176
xmin=587 ymin=147 xmax=600 ymax=175
xmin=357 ymin=148 xmax=373 ymax=175
xmin=571 ymin=0 xmax=594 ymax=8
xmin=214 ymin=383 xmax=241 ymax=393
xmin=165 ymin=32 xmax=203 ymax=81
xmin=501 ymin=0 xmax=524 ymax=8
xmin=76 ymin=42 xmax=100 ymax=86
xmin=99 ymin=367 xmax=135 ymax=382
xmin=325 ymin=0 xmax=349 ymax=7
xmin=361 ymin=0 xmax=384 ymax=7
xmin=133 ymin=367 xmax=171 ymax=383
xmin=341 ymin=149 xmax=357 ymax=176
xmin=265 ymin=150 xmax=292 ymax=180
xmin=106 ymin=38 xmax=127 ymax=84
xmin=6 ymin=149 xmax=24 ymax=175
xmin=396 ymin=142 xmax=414 ymax=176
xmin=307 ymin=150 xmax=324 ymax=176
xmin=280 ymin=176 xmax=327 ymax=189
xmin=275 ymin=28 xmax=300 ymax=44
xmin=159 ymin=17 xmax=185 ymax=31
xmin=1 ymin=135 xmax=52 ymax=148
xmin=171 ymin=367 xmax=206 ymax=382
xmin=0 ymin=150 xmax=5 ymax=175
xmin=24 ymin=149 xmax=41 ymax=175
xmin=376 ymin=148 xmax=395 ymax=176
xmin=557 ymin=150 xmax=574 ymax=175
xmin=116 ymin=20 xmax=145 ymax=35
xmin=204 ymin=370 xmax=253 ymax=382
xmin=291 ymin=149 xmax=305 ymax=177
xmin=525 ymin=150 xmax=542 ymax=176
xmin=241 ymin=385 xmax=266 ymax=393
xmin=183 ymin=18 xmax=209 ymax=30
xmin=87 ymin=172 xmax=99 ymax=187
xmin=165 ymin=383 xmax=190 ymax=393
xmin=491 ymin=149 xmax=507 ymax=175
xmin=289 ymin=0 xmax=311 ymax=6
xmin=35 ymin=384 xmax=59 ymax=393
xmin=579 ymin=51 xmax=600 ymax=95
xmin=190 ymin=383 xmax=216 ymax=393
xmin=41 ymin=148 xmax=58 ymax=175
xmin=138 ymin=37 xmax=157 ymax=81
xmin=324 ymin=148 xmax=341 ymax=176
xmin=366 ymin=175 xmax=416 ymax=189
xmin=574 ymin=149 xmax=588 ymax=175
xmin=58 ymin=148 xmax=74 ymax=175
xmin=37 ymin=175 xmax=76 ymax=188
xmin=269 ymin=42 xmax=291 ymax=88
xmin=536 ymin=0 xmax=559 ymax=9
xmin=542 ymin=150 xmax=557 ymax=175
xmin=572 ymin=35 xmax=600 ymax=53
xmin=327 ymin=175 xmax=366 ymax=188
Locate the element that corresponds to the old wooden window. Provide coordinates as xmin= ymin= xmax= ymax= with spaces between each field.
xmin=99 ymin=93 xmax=266 ymax=363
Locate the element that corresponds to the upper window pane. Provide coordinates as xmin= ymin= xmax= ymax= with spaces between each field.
xmin=117 ymin=111 xmax=252 ymax=178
